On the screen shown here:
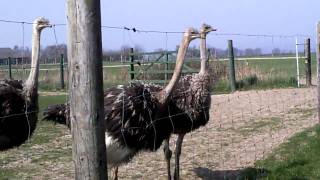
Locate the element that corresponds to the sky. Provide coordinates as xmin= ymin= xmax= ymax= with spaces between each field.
xmin=0 ymin=0 xmax=320 ymax=52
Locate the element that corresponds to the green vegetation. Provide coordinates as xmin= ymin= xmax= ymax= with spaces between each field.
xmin=237 ymin=117 xmax=281 ymax=136
xmin=213 ymin=76 xmax=298 ymax=93
xmin=0 ymin=54 xmax=315 ymax=92
xmin=240 ymin=125 xmax=320 ymax=179
xmin=211 ymin=54 xmax=316 ymax=93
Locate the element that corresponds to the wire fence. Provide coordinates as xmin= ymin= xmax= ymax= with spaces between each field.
xmin=110 ymin=87 xmax=317 ymax=179
xmin=1 ymin=80 xmax=313 ymax=179
xmin=0 ymin=18 xmax=318 ymax=179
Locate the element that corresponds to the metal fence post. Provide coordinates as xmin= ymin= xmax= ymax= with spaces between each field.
xmin=295 ymin=37 xmax=300 ymax=87
xmin=165 ymin=52 xmax=169 ymax=83
xmin=60 ymin=54 xmax=65 ymax=89
xmin=317 ymin=22 xmax=320 ymax=123
xmin=228 ymin=40 xmax=236 ymax=92
xmin=130 ymin=48 xmax=135 ymax=80
xmin=8 ymin=57 xmax=12 ymax=79
xmin=305 ymin=38 xmax=312 ymax=86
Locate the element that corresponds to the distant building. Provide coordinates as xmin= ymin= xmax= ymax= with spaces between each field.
xmin=0 ymin=48 xmax=13 ymax=59
xmin=0 ymin=47 xmax=30 ymax=65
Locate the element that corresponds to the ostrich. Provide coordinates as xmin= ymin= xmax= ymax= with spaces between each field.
xmin=0 ymin=17 xmax=51 ymax=151
xmin=163 ymin=24 xmax=216 ymax=180
xmin=43 ymin=27 xmax=200 ymax=179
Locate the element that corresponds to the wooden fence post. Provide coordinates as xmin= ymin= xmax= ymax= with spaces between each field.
xmin=8 ymin=57 xmax=12 ymax=79
xmin=317 ymin=22 xmax=320 ymax=123
xmin=130 ymin=48 xmax=135 ymax=80
xmin=60 ymin=54 xmax=65 ymax=90
xmin=67 ymin=0 xmax=107 ymax=179
xmin=305 ymin=38 xmax=312 ymax=86
xmin=228 ymin=40 xmax=236 ymax=92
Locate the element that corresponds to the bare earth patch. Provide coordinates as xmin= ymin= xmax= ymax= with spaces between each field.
xmin=39 ymin=91 xmax=67 ymax=96
xmin=0 ymin=87 xmax=317 ymax=179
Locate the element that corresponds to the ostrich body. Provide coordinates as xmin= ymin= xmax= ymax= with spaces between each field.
xmin=163 ymin=24 xmax=216 ymax=180
xmin=0 ymin=17 xmax=51 ymax=150
xmin=43 ymin=27 xmax=200 ymax=179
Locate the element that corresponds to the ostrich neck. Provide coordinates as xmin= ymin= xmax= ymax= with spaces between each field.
xmin=24 ymin=29 xmax=40 ymax=100
xmin=199 ymin=36 xmax=207 ymax=75
xmin=159 ymin=37 xmax=190 ymax=103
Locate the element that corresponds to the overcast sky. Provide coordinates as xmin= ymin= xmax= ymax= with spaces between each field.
xmin=0 ymin=0 xmax=319 ymax=52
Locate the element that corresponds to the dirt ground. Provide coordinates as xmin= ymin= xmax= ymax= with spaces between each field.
xmin=0 ymin=87 xmax=318 ymax=179
xmin=118 ymin=87 xmax=318 ymax=180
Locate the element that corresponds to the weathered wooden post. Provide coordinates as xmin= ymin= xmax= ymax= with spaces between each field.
xmin=305 ymin=38 xmax=312 ymax=86
xmin=8 ymin=57 xmax=12 ymax=79
xmin=130 ymin=48 xmax=135 ymax=80
xmin=228 ymin=40 xmax=236 ymax=92
xmin=317 ymin=22 xmax=320 ymax=123
xmin=67 ymin=0 xmax=107 ymax=179
xmin=60 ymin=54 xmax=65 ymax=90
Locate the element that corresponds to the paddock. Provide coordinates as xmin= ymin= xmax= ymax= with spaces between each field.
xmin=0 ymin=87 xmax=317 ymax=179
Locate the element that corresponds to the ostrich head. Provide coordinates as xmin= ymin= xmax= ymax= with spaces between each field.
xmin=184 ymin=27 xmax=200 ymax=42
xmin=199 ymin=23 xmax=216 ymax=74
xmin=33 ymin=17 xmax=51 ymax=31
xmin=200 ymin=23 xmax=217 ymax=38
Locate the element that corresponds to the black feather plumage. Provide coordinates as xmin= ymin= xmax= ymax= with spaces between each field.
xmin=43 ymin=83 xmax=173 ymax=152
xmin=0 ymin=80 xmax=38 ymax=150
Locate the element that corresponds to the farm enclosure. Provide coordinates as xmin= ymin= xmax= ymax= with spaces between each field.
xmin=0 ymin=13 xmax=318 ymax=179
xmin=0 ymin=87 xmax=317 ymax=179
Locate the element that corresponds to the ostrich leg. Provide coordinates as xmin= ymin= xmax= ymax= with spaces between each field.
xmin=113 ymin=166 xmax=118 ymax=180
xmin=163 ymin=138 xmax=172 ymax=180
xmin=174 ymin=134 xmax=185 ymax=180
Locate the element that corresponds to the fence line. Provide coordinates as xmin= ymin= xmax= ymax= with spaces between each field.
xmin=0 ymin=18 xmax=311 ymax=38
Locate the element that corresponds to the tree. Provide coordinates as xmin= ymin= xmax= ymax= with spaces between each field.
xmin=41 ymin=44 xmax=67 ymax=63
xmin=272 ymin=48 xmax=281 ymax=56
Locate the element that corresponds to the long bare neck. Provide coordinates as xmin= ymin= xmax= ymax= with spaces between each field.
xmin=158 ymin=37 xmax=190 ymax=103
xmin=199 ymin=35 xmax=207 ymax=74
xmin=24 ymin=28 xmax=40 ymax=100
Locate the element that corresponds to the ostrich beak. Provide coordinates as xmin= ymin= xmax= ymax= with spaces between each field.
xmin=208 ymin=27 xmax=217 ymax=32
xmin=42 ymin=24 xmax=53 ymax=28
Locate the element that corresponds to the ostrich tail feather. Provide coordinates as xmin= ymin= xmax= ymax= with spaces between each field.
xmin=42 ymin=104 xmax=69 ymax=128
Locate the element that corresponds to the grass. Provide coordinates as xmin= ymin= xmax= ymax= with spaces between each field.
xmin=288 ymin=107 xmax=317 ymax=119
xmin=212 ymin=76 xmax=299 ymax=94
xmin=237 ymin=117 xmax=281 ymax=136
xmin=240 ymin=125 xmax=320 ymax=179
xmin=212 ymin=54 xmax=316 ymax=93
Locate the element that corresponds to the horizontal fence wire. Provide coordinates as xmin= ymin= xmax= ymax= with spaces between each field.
xmin=0 ymin=19 xmax=311 ymax=38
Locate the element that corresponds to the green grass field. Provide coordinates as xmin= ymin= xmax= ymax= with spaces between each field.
xmin=240 ymin=125 xmax=320 ymax=179
xmin=0 ymin=54 xmax=316 ymax=92
xmin=212 ymin=54 xmax=316 ymax=93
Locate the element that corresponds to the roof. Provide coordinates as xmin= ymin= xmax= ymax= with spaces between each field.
xmin=0 ymin=48 xmax=13 ymax=59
